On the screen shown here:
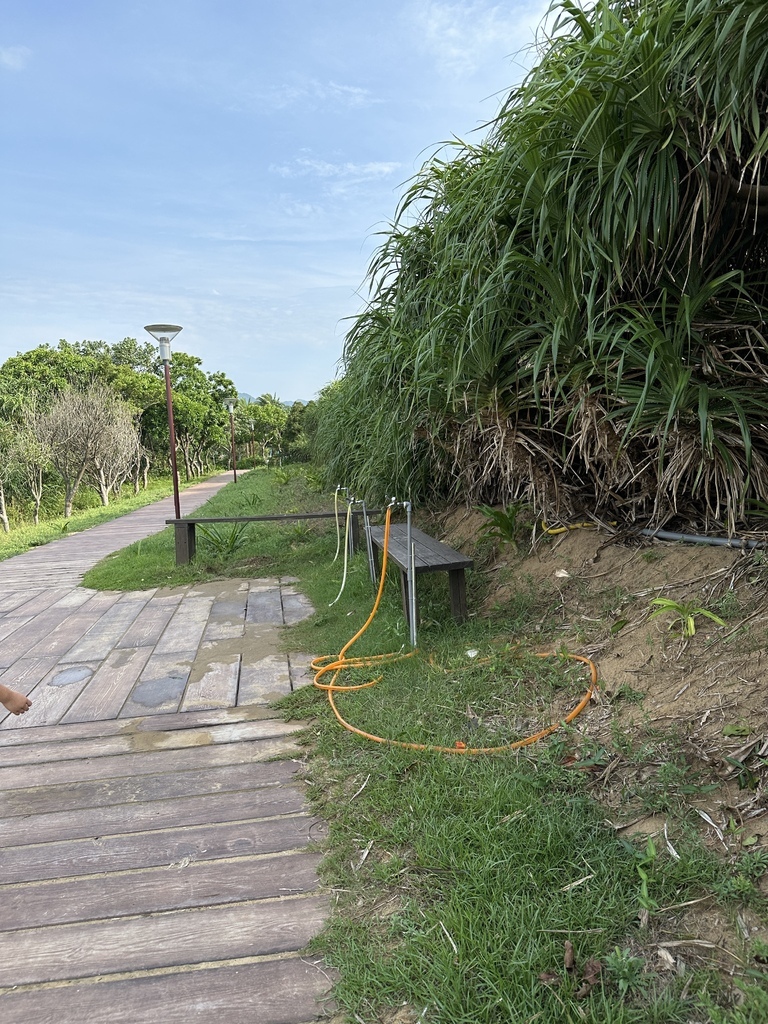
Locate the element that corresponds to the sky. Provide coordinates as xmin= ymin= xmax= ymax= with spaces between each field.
xmin=1 ymin=1 xmax=551 ymax=401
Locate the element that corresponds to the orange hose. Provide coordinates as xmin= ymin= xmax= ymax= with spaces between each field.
xmin=312 ymin=507 xmax=598 ymax=754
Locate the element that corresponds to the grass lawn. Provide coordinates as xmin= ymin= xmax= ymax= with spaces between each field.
xmin=85 ymin=467 xmax=768 ymax=1023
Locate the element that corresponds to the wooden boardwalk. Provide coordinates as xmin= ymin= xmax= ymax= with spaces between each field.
xmin=0 ymin=476 xmax=335 ymax=1023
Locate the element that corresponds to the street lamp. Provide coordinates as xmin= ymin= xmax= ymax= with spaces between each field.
xmin=144 ymin=324 xmax=183 ymax=520
xmin=226 ymin=397 xmax=238 ymax=483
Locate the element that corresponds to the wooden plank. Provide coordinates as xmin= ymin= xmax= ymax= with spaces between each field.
xmin=281 ymin=587 xmax=315 ymax=624
xmin=0 ymin=712 xmax=309 ymax=770
xmin=60 ymin=646 xmax=154 ymax=723
xmin=0 ymin=657 xmax=59 ymax=728
xmin=0 ymin=703 xmax=288 ymax=746
xmin=0 ymin=736 xmax=304 ymax=789
xmin=167 ymin=510 xmax=367 ymax=523
xmin=181 ymin=656 xmax=240 ymax=711
xmin=24 ymin=592 xmax=122 ymax=658
xmin=0 ymin=589 xmax=37 ymax=613
xmin=289 ymin=652 xmax=316 ymax=691
xmin=1 ymin=785 xmax=309 ymax=848
xmin=0 ymin=893 xmax=329 ymax=986
xmin=238 ymin=654 xmax=293 ymax=705
xmin=202 ymin=587 xmax=249 ymax=638
xmin=0 ymin=717 xmax=303 ymax=767
xmin=1 ymin=813 xmax=324 ymax=883
xmin=58 ymin=595 xmax=154 ymax=663
xmin=449 ymin=566 xmax=469 ymax=621
xmin=0 ymin=850 xmax=322 ymax=929
xmin=0 ymin=956 xmax=335 ymax=1024
xmin=203 ymin=617 xmax=245 ymax=640
xmin=153 ymin=595 xmax=213 ymax=655
xmin=0 ymin=613 xmax=33 ymax=643
xmin=0 ymin=606 xmax=88 ymax=668
xmin=369 ymin=525 xmax=473 ymax=572
xmin=0 ymin=757 xmax=299 ymax=817
xmin=115 ymin=593 xmax=183 ymax=648
xmin=9 ymin=663 xmax=98 ymax=728
xmin=246 ymin=586 xmax=284 ymax=624
xmin=118 ymin=652 xmax=192 ymax=716
xmin=10 ymin=588 xmax=78 ymax=616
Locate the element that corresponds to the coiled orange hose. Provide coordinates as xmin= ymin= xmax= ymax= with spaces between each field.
xmin=312 ymin=506 xmax=598 ymax=754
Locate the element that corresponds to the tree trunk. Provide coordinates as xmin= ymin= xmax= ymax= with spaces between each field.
xmin=31 ymin=467 xmax=43 ymax=526
xmin=96 ymin=468 xmax=110 ymax=506
xmin=0 ymin=481 xmax=9 ymax=533
xmin=63 ymin=465 xmax=88 ymax=518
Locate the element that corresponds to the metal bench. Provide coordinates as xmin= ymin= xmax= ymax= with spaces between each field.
xmin=368 ymin=524 xmax=473 ymax=624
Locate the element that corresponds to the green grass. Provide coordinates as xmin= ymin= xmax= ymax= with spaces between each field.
xmin=82 ymin=466 xmax=338 ymax=591
xmin=0 ymin=476 xmax=197 ymax=562
xmin=83 ymin=466 xmax=768 ymax=1021
xmin=281 ymin=638 xmax=735 ymax=1023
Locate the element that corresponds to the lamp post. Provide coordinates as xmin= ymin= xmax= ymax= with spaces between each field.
xmin=226 ymin=398 xmax=238 ymax=483
xmin=144 ymin=324 xmax=183 ymax=520
xmin=249 ymin=420 xmax=255 ymax=460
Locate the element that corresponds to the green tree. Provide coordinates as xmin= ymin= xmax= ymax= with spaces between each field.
xmin=239 ymin=395 xmax=289 ymax=461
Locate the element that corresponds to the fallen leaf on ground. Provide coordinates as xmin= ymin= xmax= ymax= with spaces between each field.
xmin=564 ymin=940 xmax=575 ymax=971
xmin=538 ymin=972 xmax=561 ymax=986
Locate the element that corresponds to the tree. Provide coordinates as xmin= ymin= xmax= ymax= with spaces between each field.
xmin=239 ymin=395 xmax=289 ymax=461
xmin=283 ymin=401 xmax=311 ymax=461
xmin=0 ymin=421 xmax=16 ymax=532
xmin=88 ymin=402 xmax=142 ymax=505
xmin=0 ymin=344 xmax=107 ymax=398
xmin=13 ymin=402 xmax=52 ymax=525
xmin=34 ymin=384 xmax=140 ymax=516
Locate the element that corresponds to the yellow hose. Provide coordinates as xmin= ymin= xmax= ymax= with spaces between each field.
xmin=540 ymin=520 xmax=597 ymax=535
xmin=312 ymin=507 xmax=598 ymax=754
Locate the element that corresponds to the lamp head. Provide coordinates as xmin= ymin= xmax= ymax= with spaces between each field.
xmin=144 ymin=324 xmax=183 ymax=363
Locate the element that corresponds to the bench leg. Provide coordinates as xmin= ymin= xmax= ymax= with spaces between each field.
xmin=448 ymin=569 xmax=468 ymax=622
xmin=371 ymin=543 xmax=381 ymax=583
xmin=174 ymin=522 xmax=196 ymax=565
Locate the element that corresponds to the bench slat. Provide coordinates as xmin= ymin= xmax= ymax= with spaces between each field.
xmin=166 ymin=512 xmax=370 ymax=525
xmin=368 ymin=526 xmax=472 ymax=574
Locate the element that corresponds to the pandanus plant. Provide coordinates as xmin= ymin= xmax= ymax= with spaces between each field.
xmin=317 ymin=0 xmax=768 ymax=533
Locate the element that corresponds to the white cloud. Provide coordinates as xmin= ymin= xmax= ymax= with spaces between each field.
xmin=270 ymin=158 xmax=401 ymax=180
xmin=261 ymin=78 xmax=379 ymax=111
xmin=0 ymin=45 xmax=31 ymax=71
xmin=407 ymin=1 xmax=549 ymax=77
xmin=278 ymin=195 xmax=327 ymax=219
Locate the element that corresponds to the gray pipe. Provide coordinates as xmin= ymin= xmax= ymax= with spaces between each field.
xmin=638 ymin=528 xmax=765 ymax=550
xmin=361 ymin=500 xmax=376 ymax=584
xmin=405 ymin=501 xmax=417 ymax=648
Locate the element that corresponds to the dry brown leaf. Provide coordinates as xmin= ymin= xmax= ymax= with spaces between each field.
xmin=538 ymin=972 xmax=561 ymax=986
xmin=564 ymin=940 xmax=576 ymax=972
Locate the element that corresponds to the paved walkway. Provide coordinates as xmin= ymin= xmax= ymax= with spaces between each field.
xmin=0 ymin=475 xmax=334 ymax=1023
